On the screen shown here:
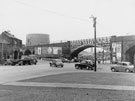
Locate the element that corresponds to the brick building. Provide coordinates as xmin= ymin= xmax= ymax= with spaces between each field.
xmin=0 ymin=31 xmax=22 ymax=63
xmin=111 ymin=35 xmax=135 ymax=64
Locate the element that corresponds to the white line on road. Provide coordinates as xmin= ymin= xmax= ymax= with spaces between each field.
xmin=3 ymin=82 xmax=135 ymax=91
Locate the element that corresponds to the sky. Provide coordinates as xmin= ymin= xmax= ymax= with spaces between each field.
xmin=0 ymin=0 xmax=135 ymax=44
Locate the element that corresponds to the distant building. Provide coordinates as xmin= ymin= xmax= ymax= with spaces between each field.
xmin=26 ymin=33 xmax=50 ymax=46
xmin=0 ymin=31 xmax=22 ymax=63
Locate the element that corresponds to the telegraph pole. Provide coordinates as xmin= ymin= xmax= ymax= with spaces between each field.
xmin=90 ymin=15 xmax=97 ymax=72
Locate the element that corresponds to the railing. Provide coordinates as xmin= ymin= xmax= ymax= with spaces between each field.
xmin=50 ymin=40 xmax=68 ymax=44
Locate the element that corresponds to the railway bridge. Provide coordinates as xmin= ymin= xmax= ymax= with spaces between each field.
xmin=25 ymin=35 xmax=135 ymax=64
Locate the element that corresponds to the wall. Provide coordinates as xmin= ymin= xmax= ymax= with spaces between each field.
xmin=25 ymin=41 xmax=71 ymax=58
xmin=111 ymin=35 xmax=135 ymax=63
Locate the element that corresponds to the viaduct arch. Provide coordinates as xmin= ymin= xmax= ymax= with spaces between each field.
xmin=125 ymin=45 xmax=135 ymax=64
xmin=70 ymin=45 xmax=94 ymax=59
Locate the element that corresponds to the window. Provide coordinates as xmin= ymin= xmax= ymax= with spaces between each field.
xmin=81 ymin=61 xmax=86 ymax=64
xmin=117 ymin=63 xmax=122 ymax=65
xmin=123 ymin=63 xmax=127 ymax=66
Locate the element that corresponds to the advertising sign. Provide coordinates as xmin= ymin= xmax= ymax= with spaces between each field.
xmin=52 ymin=47 xmax=62 ymax=54
xmin=41 ymin=47 xmax=51 ymax=54
xmin=53 ymin=47 xmax=58 ymax=54
xmin=112 ymin=42 xmax=121 ymax=62
xmin=38 ymin=47 xmax=41 ymax=55
xmin=47 ymin=47 xmax=53 ymax=54
xmin=35 ymin=46 xmax=62 ymax=56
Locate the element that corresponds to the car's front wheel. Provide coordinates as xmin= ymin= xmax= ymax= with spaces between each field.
xmin=88 ymin=67 xmax=92 ymax=70
xmin=125 ymin=69 xmax=130 ymax=73
xmin=29 ymin=61 xmax=32 ymax=65
xmin=111 ymin=68 xmax=116 ymax=72
xmin=86 ymin=66 xmax=90 ymax=70
xmin=75 ymin=65 xmax=79 ymax=69
xmin=18 ymin=61 xmax=23 ymax=66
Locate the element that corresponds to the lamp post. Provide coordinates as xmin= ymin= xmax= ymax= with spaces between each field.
xmin=90 ymin=15 xmax=97 ymax=72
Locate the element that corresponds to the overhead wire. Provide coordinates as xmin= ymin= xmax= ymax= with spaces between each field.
xmin=14 ymin=0 xmax=90 ymax=23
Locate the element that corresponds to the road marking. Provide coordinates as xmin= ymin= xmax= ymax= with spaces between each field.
xmin=3 ymin=82 xmax=135 ymax=91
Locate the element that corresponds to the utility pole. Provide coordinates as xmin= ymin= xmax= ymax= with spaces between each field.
xmin=90 ymin=15 xmax=97 ymax=72
xmin=1 ymin=35 xmax=4 ymax=64
xmin=102 ymin=45 xmax=104 ymax=64
xmin=1 ymin=41 xmax=3 ymax=60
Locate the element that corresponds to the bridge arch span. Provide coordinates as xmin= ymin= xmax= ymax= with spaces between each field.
xmin=70 ymin=45 xmax=94 ymax=59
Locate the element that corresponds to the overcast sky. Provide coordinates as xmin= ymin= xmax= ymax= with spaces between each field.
xmin=0 ymin=0 xmax=135 ymax=44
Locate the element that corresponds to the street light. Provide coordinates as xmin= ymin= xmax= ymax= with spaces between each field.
xmin=90 ymin=15 xmax=97 ymax=72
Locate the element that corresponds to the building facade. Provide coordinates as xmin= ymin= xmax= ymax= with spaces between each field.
xmin=0 ymin=31 xmax=22 ymax=63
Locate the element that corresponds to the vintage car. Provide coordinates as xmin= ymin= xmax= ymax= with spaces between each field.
xmin=110 ymin=62 xmax=134 ymax=73
xmin=4 ymin=59 xmax=14 ymax=65
xmin=61 ymin=58 xmax=70 ymax=63
xmin=16 ymin=55 xmax=37 ymax=66
xmin=4 ymin=55 xmax=37 ymax=66
xmin=75 ymin=60 xmax=95 ymax=70
xmin=50 ymin=59 xmax=64 ymax=67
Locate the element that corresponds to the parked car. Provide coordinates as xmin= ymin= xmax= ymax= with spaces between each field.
xmin=50 ymin=59 xmax=64 ymax=67
xmin=61 ymin=58 xmax=70 ymax=63
xmin=4 ymin=59 xmax=14 ymax=65
xmin=110 ymin=62 xmax=134 ymax=73
xmin=4 ymin=55 xmax=37 ymax=66
xmin=75 ymin=60 xmax=94 ymax=70
xmin=28 ymin=55 xmax=38 ymax=64
xmin=19 ymin=55 xmax=37 ymax=65
xmin=112 ymin=61 xmax=118 ymax=64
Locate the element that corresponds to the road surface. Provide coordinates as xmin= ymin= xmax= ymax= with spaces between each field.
xmin=0 ymin=61 xmax=111 ymax=84
xmin=0 ymin=61 xmax=135 ymax=101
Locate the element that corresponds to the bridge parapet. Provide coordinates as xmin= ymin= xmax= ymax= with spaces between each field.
xmin=70 ymin=36 xmax=111 ymax=50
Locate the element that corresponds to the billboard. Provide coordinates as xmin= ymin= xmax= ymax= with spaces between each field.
xmin=112 ymin=42 xmax=121 ymax=62
xmin=53 ymin=47 xmax=62 ymax=54
xmin=35 ymin=47 xmax=62 ymax=55
xmin=38 ymin=47 xmax=41 ymax=55
xmin=42 ymin=47 xmax=53 ymax=54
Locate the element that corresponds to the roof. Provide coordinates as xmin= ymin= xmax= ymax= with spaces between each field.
xmin=2 ymin=31 xmax=21 ymax=40
xmin=82 ymin=60 xmax=93 ymax=62
xmin=4 ymin=32 xmax=17 ymax=39
xmin=119 ymin=61 xmax=130 ymax=63
xmin=117 ymin=61 xmax=132 ymax=65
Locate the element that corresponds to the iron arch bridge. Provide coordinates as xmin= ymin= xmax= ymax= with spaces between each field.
xmin=70 ymin=36 xmax=111 ymax=59
xmin=70 ymin=45 xmax=95 ymax=58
